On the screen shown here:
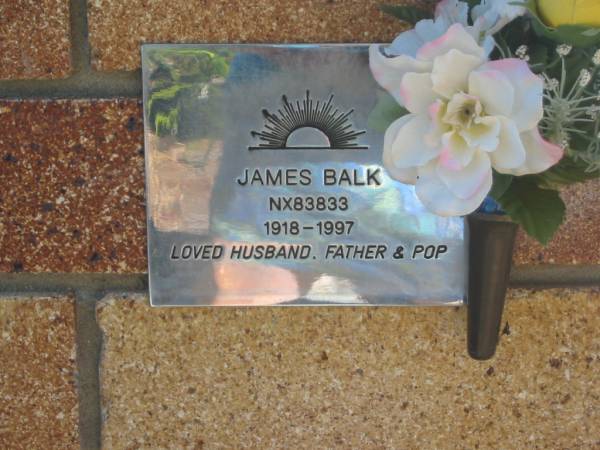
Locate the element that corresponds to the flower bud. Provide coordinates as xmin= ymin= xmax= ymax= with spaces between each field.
xmin=537 ymin=0 xmax=600 ymax=27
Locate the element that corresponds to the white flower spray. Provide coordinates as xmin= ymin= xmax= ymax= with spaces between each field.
xmin=540 ymin=46 xmax=600 ymax=171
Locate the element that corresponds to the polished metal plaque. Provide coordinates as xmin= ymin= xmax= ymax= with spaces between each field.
xmin=142 ymin=44 xmax=466 ymax=306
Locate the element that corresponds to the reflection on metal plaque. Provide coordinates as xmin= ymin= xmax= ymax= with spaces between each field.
xmin=142 ymin=44 xmax=467 ymax=306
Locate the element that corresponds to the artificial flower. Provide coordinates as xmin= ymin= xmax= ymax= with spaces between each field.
xmin=370 ymin=11 xmax=495 ymax=105
xmin=371 ymin=24 xmax=563 ymax=216
xmin=537 ymin=0 xmax=600 ymax=27
xmin=472 ymin=0 xmax=528 ymax=34
xmin=383 ymin=1 xmax=495 ymax=60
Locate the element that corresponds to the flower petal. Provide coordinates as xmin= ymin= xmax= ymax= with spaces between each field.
xmin=414 ymin=17 xmax=451 ymax=42
xmin=459 ymin=115 xmax=500 ymax=152
xmin=428 ymin=99 xmax=451 ymax=137
xmin=388 ymin=18 xmax=450 ymax=57
xmin=477 ymin=59 xmax=543 ymax=132
xmin=369 ymin=45 xmax=432 ymax=105
xmin=435 ymin=0 xmax=469 ymax=26
xmin=490 ymin=117 xmax=526 ymax=171
xmin=480 ymin=35 xmax=496 ymax=56
xmin=417 ymin=23 xmax=487 ymax=62
xmin=431 ymin=49 xmax=484 ymax=99
xmin=436 ymin=150 xmax=492 ymax=200
xmin=387 ymin=114 xmax=442 ymax=169
xmin=468 ymin=69 xmax=515 ymax=116
xmin=506 ymin=128 xmax=564 ymax=176
xmin=400 ymin=72 xmax=438 ymax=114
xmin=416 ymin=158 xmax=492 ymax=216
xmin=383 ymin=115 xmax=418 ymax=184
xmin=472 ymin=0 xmax=527 ymax=34
xmin=439 ymin=131 xmax=475 ymax=170
xmin=387 ymin=29 xmax=424 ymax=58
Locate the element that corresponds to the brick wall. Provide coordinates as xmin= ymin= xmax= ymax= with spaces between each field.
xmin=0 ymin=1 xmax=598 ymax=448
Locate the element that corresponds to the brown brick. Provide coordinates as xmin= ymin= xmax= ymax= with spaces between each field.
xmin=0 ymin=100 xmax=600 ymax=273
xmin=0 ymin=0 xmax=71 ymax=79
xmin=0 ymin=100 xmax=146 ymax=273
xmin=87 ymin=0 xmax=405 ymax=71
xmin=0 ymin=296 xmax=79 ymax=449
xmin=0 ymin=98 xmax=597 ymax=273
xmin=98 ymin=289 xmax=600 ymax=449
xmin=514 ymin=179 xmax=600 ymax=265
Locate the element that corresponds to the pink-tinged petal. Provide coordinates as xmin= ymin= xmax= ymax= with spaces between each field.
xmin=400 ymin=72 xmax=438 ymax=114
xmin=417 ymin=23 xmax=486 ymax=62
xmin=439 ymin=131 xmax=475 ymax=170
xmin=468 ymin=69 xmax=514 ymax=116
xmin=490 ymin=117 xmax=526 ymax=172
xmin=436 ymin=150 xmax=492 ymax=200
xmin=416 ymin=159 xmax=492 ymax=216
xmin=477 ymin=59 xmax=543 ymax=132
xmin=426 ymin=100 xmax=451 ymax=144
xmin=431 ymin=49 xmax=484 ymax=99
xmin=369 ymin=45 xmax=432 ymax=106
xmin=506 ymin=128 xmax=564 ymax=176
xmin=387 ymin=114 xmax=442 ymax=169
xmin=429 ymin=99 xmax=444 ymax=122
xmin=383 ymin=115 xmax=418 ymax=184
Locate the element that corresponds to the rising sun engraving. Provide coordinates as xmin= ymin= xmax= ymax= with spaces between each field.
xmin=249 ymin=91 xmax=368 ymax=150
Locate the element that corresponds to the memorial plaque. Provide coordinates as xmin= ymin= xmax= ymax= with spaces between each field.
xmin=142 ymin=44 xmax=467 ymax=306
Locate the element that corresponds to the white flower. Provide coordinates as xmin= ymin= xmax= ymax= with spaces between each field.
xmin=556 ymin=44 xmax=573 ymax=57
xmin=371 ymin=19 xmax=493 ymax=105
xmin=383 ymin=1 xmax=496 ymax=59
xmin=515 ymin=45 xmax=529 ymax=61
xmin=371 ymin=24 xmax=563 ymax=217
xmin=472 ymin=0 xmax=528 ymax=35
xmin=435 ymin=0 xmax=470 ymax=26
xmin=579 ymin=69 xmax=592 ymax=87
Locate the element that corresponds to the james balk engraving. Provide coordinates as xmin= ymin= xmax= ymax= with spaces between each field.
xmin=142 ymin=44 xmax=466 ymax=306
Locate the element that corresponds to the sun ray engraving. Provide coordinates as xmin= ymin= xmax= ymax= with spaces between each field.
xmin=249 ymin=91 xmax=368 ymax=150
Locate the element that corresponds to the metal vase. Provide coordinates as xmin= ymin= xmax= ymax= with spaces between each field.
xmin=467 ymin=213 xmax=518 ymax=360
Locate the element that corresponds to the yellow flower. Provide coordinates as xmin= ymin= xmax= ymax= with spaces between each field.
xmin=537 ymin=0 xmax=600 ymax=27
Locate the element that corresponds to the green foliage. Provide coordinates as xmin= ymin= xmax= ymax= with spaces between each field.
xmin=480 ymin=24 xmax=573 ymax=245
xmin=526 ymin=43 xmax=549 ymax=71
xmin=519 ymin=0 xmax=600 ymax=47
xmin=367 ymin=91 xmax=408 ymax=133
xmin=149 ymin=83 xmax=185 ymax=103
xmin=145 ymin=48 xmax=231 ymax=139
xmin=532 ymin=155 xmax=600 ymax=188
xmin=494 ymin=12 xmax=600 ymax=178
xmin=149 ymin=62 xmax=175 ymax=90
xmin=379 ymin=4 xmax=433 ymax=24
xmin=155 ymin=109 xmax=179 ymax=137
xmin=494 ymin=177 xmax=565 ymax=245
xmin=173 ymin=50 xmax=229 ymax=83
xmin=565 ymin=51 xmax=593 ymax=86
xmin=532 ymin=20 xmax=600 ymax=48
xmin=147 ymin=83 xmax=190 ymax=134
xmin=489 ymin=172 xmax=513 ymax=200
